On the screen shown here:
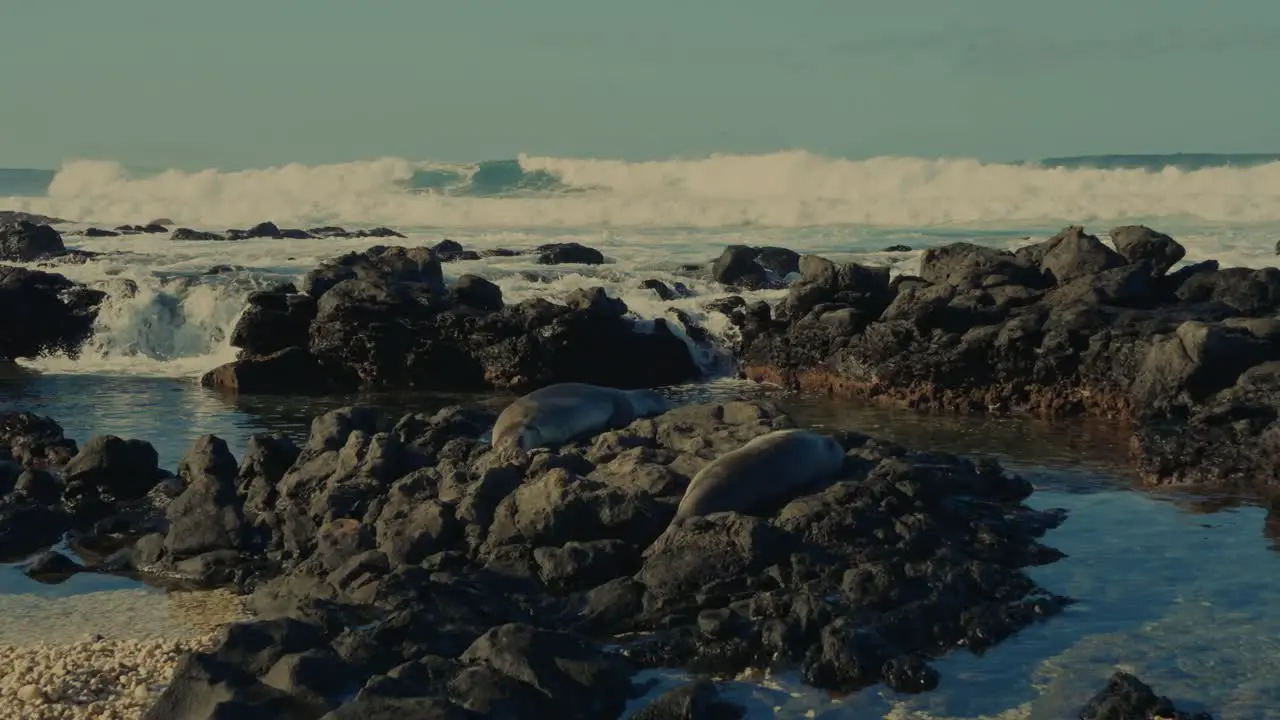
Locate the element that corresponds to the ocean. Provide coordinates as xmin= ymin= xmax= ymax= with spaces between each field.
xmin=3 ymin=151 xmax=1280 ymax=717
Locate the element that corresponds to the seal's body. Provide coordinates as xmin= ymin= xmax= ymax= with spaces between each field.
xmin=491 ymin=382 xmax=671 ymax=451
xmin=671 ymin=428 xmax=846 ymax=523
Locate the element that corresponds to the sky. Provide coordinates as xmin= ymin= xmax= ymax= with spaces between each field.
xmin=2 ymin=0 xmax=1278 ymax=170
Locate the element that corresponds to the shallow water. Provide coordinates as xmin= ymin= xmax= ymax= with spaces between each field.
xmin=3 ymin=372 xmax=1280 ymax=716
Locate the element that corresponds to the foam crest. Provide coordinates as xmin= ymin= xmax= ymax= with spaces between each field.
xmin=4 ymin=153 xmax=1280 ymax=228
xmin=17 ymin=260 xmax=272 ymax=378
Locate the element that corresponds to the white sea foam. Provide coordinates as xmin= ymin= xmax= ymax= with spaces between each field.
xmin=11 ymin=218 xmax=1279 ymax=380
xmin=5 ymin=152 xmax=1280 ymax=228
xmin=4 ymin=151 xmax=1278 ymax=380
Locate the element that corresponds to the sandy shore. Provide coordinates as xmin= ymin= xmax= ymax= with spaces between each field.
xmin=0 ymin=588 xmax=247 ymax=719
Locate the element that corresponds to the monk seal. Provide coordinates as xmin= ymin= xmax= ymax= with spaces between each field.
xmin=670 ymin=428 xmax=847 ymax=524
xmin=490 ymin=382 xmax=673 ymax=452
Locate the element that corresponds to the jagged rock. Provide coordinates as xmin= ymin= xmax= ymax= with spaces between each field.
xmin=231 ymin=291 xmax=319 ymax=356
xmin=536 ymin=243 xmax=604 ymax=265
xmin=62 ymin=434 xmax=162 ymax=501
xmin=1110 ymin=225 xmax=1187 ymax=275
xmin=450 ymin=275 xmax=503 ymax=312
xmin=301 ymin=246 xmax=445 ymax=298
xmin=172 ymin=228 xmax=227 ymax=241
xmin=733 ymin=226 xmax=1280 ymax=489
xmin=0 ymin=221 xmax=65 ymax=261
xmin=1078 ymin=671 xmax=1213 ymax=720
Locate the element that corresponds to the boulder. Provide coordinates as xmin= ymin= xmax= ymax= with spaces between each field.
xmin=1079 ymin=671 xmax=1213 ymax=720
xmin=0 ymin=411 xmax=78 ymax=467
xmin=61 ymin=435 xmax=161 ymax=501
xmin=163 ymin=436 xmax=246 ymax=569
xmin=231 ymin=291 xmax=319 ymax=356
xmin=1109 ymin=225 xmax=1187 ymax=275
xmin=172 ymin=228 xmax=227 ymax=241
xmin=0 ymin=222 xmax=65 ymax=261
xmin=433 ymin=239 xmax=481 ymax=262
xmin=450 ymin=275 xmax=503 ymax=312
xmin=630 ymin=681 xmax=744 ymax=720
xmin=920 ymin=243 xmax=1043 ymax=290
xmin=1035 ymin=225 xmax=1126 ymax=284
xmin=302 ymin=246 xmax=445 ymax=299
xmin=535 ymin=243 xmax=604 ymax=265
xmin=201 ymin=346 xmax=341 ymax=395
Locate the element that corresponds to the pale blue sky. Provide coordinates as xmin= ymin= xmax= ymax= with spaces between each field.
xmin=2 ymin=0 xmax=1278 ymax=169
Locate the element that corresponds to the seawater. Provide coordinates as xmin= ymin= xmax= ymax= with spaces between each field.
xmin=3 ymin=151 xmax=1280 ymax=717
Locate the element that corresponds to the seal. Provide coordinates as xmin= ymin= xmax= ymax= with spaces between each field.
xmin=670 ymin=428 xmax=847 ymax=524
xmin=490 ymin=382 xmax=672 ymax=452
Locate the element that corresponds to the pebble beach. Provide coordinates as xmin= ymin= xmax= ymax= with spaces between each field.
xmin=0 ymin=589 xmax=247 ymax=719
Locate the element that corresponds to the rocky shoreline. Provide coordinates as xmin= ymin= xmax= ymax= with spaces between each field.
xmin=715 ymin=226 xmax=1280 ymax=491
xmin=0 ymin=215 xmax=1256 ymax=716
xmin=1 ymin=397 xmax=1221 ymax=718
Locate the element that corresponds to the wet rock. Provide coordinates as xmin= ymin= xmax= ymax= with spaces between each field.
xmin=201 ymin=346 xmax=342 ymax=395
xmin=231 ymin=291 xmax=319 ymax=356
xmin=172 ymin=227 xmax=227 ymax=241
xmin=433 ymin=239 xmax=481 ymax=262
xmin=920 ymin=243 xmax=1043 ymax=290
xmin=536 ymin=242 xmax=604 ymax=265
xmin=62 ymin=435 xmax=162 ymax=502
xmin=459 ymin=624 xmax=631 ymax=719
xmin=308 ymin=226 xmax=349 ymax=238
xmin=13 ymin=469 xmax=62 ymax=503
xmin=710 ymin=245 xmax=799 ymax=289
xmin=1173 ymin=266 xmax=1280 ymax=315
xmin=0 ymin=411 xmax=78 ymax=467
xmin=360 ymin=227 xmax=407 ymax=239
xmin=112 ymin=398 xmax=1067 ymax=715
xmin=1036 ymin=225 xmax=1126 ymax=285
xmin=0 ymin=221 xmax=65 ymax=261
xmin=1109 ymin=225 xmax=1187 ymax=275
xmin=0 ymin=211 xmax=65 ymax=225
xmin=642 ymin=279 xmax=678 ymax=300
xmin=450 ymin=275 xmax=503 ymax=312
xmin=533 ymin=539 xmax=636 ymax=592
xmin=883 ymin=244 xmax=912 ymax=252
xmin=162 ymin=436 xmax=246 ymax=567
xmin=631 ymin=680 xmax=744 ymax=720
xmin=21 ymin=549 xmax=83 ymax=580
xmin=302 ymin=246 xmax=446 ymax=298
xmin=82 ymin=227 xmax=120 ymax=237
xmin=0 ymin=266 xmax=102 ymax=362
xmin=1079 ymin=671 xmax=1213 ymax=720
xmin=732 ymin=226 xmax=1280 ymax=489
xmin=227 ymin=221 xmax=285 ymax=240
xmin=564 ymin=286 xmax=626 ymax=316
xmin=209 ymin=246 xmax=699 ymax=393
